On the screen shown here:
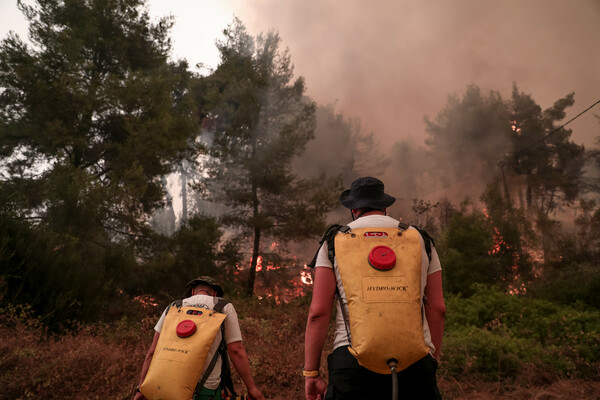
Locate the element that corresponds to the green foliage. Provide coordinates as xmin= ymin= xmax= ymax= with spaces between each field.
xmin=0 ymin=0 xmax=197 ymax=234
xmin=425 ymin=83 xmax=584 ymax=221
xmin=509 ymin=86 xmax=584 ymax=214
xmin=442 ymin=326 xmax=527 ymax=379
xmin=195 ymin=18 xmax=340 ymax=295
xmin=0 ymin=0 xmax=201 ymax=328
xmin=131 ymin=214 xmax=224 ymax=303
xmin=438 ymin=209 xmax=502 ymax=295
xmin=529 ymin=261 xmax=600 ymax=309
xmin=443 ymin=285 xmax=600 ymax=379
xmin=567 ymin=198 xmax=600 ymax=262
xmin=0 ymin=210 xmax=137 ymax=330
xmin=482 ymin=180 xmax=536 ymax=284
xmin=439 ymin=185 xmax=538 ymax=296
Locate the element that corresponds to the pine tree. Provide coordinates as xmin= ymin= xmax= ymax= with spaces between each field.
xmin=0 ymin=0 xmax=197 ymax=325
xmin=196 ymin=19 xmax=339 ymax=295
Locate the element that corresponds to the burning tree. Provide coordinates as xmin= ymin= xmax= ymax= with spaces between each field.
xmin=507 ymin=85 xmax=585 ymax=261
xmin=425 ymin=84 xmax=585 ymax=264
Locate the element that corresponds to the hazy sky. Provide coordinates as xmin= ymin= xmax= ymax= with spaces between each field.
xmin=1 ymin=0 xmax=599 ymax=147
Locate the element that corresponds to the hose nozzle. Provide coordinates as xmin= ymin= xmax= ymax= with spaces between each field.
xmin=387 ymin=358 xmax=399 ymax=400
xmin=387 ymin=358 xmax=398 ymax=372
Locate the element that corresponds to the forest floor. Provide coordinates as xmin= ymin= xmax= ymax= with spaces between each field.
xmin=1 ymin=299 xmax=598 ymax=399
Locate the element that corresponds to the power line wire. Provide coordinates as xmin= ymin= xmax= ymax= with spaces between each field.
xmin=515 ymin=98 xmax=600 ymax=156
xmin=414 ymin=98 xmax=600 ymax=199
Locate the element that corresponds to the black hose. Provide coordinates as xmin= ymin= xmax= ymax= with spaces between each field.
xmin=388 ymin=359 xmax=398 ymax=400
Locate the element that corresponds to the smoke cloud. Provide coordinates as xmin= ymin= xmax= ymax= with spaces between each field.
xmin=236 ymin=0 xmax=600 ymax=148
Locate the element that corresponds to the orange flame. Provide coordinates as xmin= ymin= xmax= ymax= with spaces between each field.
xmin=300 ymin=269 xmax=313 ymax=285
xmin=482 ymin=209 xmax=527 ymax=295
xmin=133 ymin=294 xmax=159 ymax=308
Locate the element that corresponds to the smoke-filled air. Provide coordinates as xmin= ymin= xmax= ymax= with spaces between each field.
xmin=1 ymin=1 xmax=599 ymax=399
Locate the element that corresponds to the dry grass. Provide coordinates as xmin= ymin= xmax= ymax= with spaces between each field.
xmin=0 ymin=317 xmax=152 ymax=399
xmin=438 ymin=377 xmax=600 ymax=400
xmin=1 ymin=300 xmax=599 ymax=400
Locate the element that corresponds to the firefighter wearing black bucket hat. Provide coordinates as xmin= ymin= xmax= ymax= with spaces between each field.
xmin=135 ymin=276 xmax=265 ymax=400
xmin=304 ymin=177 xmax=446 ymax=400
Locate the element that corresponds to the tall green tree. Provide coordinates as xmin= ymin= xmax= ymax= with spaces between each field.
xmin=438 ymin=209 xmax=498 ymax=296
xmin=195 ymin=19 xmax=339 ymax=295
xmin=508 ymin=85 xmax=584 ymax=216
xmin=426 ymin=84 xmax=585 ymax=263
xmin=0 ymin=0 xmax=197 ymax=324
xmin=507 ymin=86 xmax=584 ymax=260
xmin=0 ymin=0 xmax=196 ymax=233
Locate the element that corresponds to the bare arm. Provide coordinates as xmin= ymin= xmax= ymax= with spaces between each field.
xmin=304 ymin=266 xmax=336 ymax=400
xmin=227 ymin=341 xmax=264 ymax=400
xmin=133 ymin=331 xmax=160 ymax=400
xmin=424 ymin=270 xmax=446 ymax=360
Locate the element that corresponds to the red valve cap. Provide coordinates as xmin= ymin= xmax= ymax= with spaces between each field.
xmin=368 ymin=245 xmax=396 ymax=271
xmin=176 ymin=320 xmax=197 ymax=338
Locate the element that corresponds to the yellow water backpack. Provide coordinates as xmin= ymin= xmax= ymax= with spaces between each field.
xmin=310 ymin=222 xmax=434 ymax=374
xmin=140 ymin=299 xmax=236 ymax=400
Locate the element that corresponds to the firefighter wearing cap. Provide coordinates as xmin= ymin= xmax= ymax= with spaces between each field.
xmin=134 ymin=276 xmax=265 ymax=400
xmin=304 ymin=177 xmax=446 ymax=400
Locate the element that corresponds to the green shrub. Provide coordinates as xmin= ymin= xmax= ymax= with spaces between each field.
xmin=529 ymin=261 xmax=600 ymax=308
xmin=442 ymin=285 xmax=600 ymax=379
xmin=442 ymin=326 xmax=531 ymax=379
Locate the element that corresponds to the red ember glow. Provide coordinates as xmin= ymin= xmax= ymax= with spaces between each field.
xmin=482 ymin=208 xmax=527 ymax=295
xmin=133 ymin=294 xmax=159 ymax=308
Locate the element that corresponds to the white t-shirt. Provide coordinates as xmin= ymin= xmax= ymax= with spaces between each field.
xmin=314 ymin=215 xmax=442 ymax=354
xmin=154 ymin=295 xmax=243 ymax=390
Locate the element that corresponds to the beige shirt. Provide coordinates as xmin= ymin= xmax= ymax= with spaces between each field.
xmin=314 ymin=215 xmax=442 ymax=354
xmin=154 ymin=295 xmax=243 ymax=390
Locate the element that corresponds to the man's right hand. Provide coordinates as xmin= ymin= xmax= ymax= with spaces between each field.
xmin=305 ymin=376 xmax=327 ymax=400
xmin=247 ymin=386 xmax=265 ymax=400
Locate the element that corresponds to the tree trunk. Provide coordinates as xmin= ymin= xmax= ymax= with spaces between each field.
xmin=246 ymin=183 xmax=261 ymax=296
xmin=501 ymin=163 xmax=512 ymax=209
xmin=246 ymin=225 xmax=261 ymax=296
xmin=180 ymin=163 xmax=188 ymax=223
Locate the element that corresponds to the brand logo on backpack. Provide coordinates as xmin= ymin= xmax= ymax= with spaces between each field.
xmin=364 ymin=231 xmax=388 ymax=238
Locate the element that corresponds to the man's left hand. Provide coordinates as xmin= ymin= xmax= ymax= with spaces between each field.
xmin=305 ymin=376 xmax=327 ymax=400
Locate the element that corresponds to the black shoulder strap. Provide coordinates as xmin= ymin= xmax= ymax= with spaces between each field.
xmin=214 ymin=298 xmax=237 ymax=396
xmin=163 ymin=299 xmax=183 ymax=316
xmin=400 ymin=223 xmax=434 ymax=262
xmin=213 ymin=298 xmax=230 ymax=313
xmin=308 ymin=224 xmax=350 ymax=268
xmin=194 ymin=298 xmax=237 ymax=397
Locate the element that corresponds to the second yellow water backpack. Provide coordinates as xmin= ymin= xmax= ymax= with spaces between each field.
xmin=140 ymin=300 xmax=228 ymax=400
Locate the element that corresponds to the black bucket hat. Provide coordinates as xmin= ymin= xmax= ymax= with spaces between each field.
xmin=185 ymin=276 xmax=224 ymax=298
xmin=339 ymin=177 xmax=396 ymax=209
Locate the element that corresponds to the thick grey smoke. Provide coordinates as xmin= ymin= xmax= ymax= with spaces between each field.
xmin=236 ymin=0 xmax=600 ymax=148
xmin=235 ymin=0 xmax=600 ymax=220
